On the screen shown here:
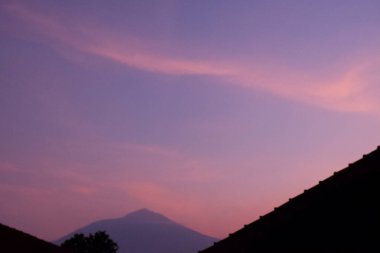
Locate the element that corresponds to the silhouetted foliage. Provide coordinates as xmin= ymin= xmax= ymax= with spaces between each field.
xmin=61 ymin=231 xmax=118 ymax=253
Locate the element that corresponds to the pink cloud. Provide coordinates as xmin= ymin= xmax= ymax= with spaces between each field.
xmin=0 ymin=162 xmax=20 ymax=172
xmin=309 ymin=61 xmax=379 ymax=112
xmin=70 ymin=185 xmax=98 ymax=195
xmin=235 ymin=57 xmax=380 ymax=113
xmin=87 ymin=42 xmax=235 ymax=76
xmin=3 ymin=2 xmax=380 ymax=114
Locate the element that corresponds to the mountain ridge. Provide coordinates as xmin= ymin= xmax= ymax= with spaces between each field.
xmin=121 ymin=208 xmax=173 ymax=223
xmin=55 ymin=208 xmax=218 ymax=253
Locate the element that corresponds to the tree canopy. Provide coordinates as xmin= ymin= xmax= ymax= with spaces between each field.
xmin=60 ymin=231 xmax=118 ymax=253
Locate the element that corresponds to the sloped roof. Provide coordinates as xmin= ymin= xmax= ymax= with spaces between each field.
xmin=200 ymin=146 xmax=380 ymax=252
xmin=0 ymin=223 xmax=70 ymax=253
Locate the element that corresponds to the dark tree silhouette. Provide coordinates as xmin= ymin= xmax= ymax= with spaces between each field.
xmin=61 ymin=231 xmax=118 ymax=253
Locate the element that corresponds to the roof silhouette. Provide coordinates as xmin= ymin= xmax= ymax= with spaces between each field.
xmin=199 ymin=146 xmax=380 ymax=252
xmin=0 ymin=223 xmax=70 ymax=253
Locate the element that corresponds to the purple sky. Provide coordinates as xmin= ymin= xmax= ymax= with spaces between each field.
xmin=1 ymin=0 xmax=380 ymax=241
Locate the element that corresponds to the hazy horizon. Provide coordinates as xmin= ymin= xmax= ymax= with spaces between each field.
xmin=1 ymin=0 xmax=380 ymax=241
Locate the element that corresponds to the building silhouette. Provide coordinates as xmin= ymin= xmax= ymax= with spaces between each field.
xmin=200 ymin=146 xmax=380 ymax=252
xmin=0 ymin=223 xmax=70 ymax=253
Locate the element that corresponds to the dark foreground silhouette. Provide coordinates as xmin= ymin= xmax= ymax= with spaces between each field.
xmin=0 ymin=223 xmax=69 ymax=253
xmin=199 ymin=146 xmax=380 ymax=253
xmin=61 ymin=231 xmax=118 ymax=253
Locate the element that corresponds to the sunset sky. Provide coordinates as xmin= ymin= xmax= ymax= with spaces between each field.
xmin=1 ymin=0 xmax=380 ymax=241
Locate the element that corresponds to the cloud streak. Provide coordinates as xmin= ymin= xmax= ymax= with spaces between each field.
xmin=3 ymin=2 xmax=379 ymax=113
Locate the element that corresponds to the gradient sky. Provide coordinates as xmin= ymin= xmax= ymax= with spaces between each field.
xmin=1 ymin=0 xmax=380 ymax=241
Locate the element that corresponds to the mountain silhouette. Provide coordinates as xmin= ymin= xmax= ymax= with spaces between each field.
xmin=55 ymin=208 xmax=218 ymax=253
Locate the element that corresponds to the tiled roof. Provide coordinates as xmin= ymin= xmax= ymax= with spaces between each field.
xmin=0 ymin=223 xmax=70 ymax=253
xmin=200 ymin=146 xmax=380 ymax=252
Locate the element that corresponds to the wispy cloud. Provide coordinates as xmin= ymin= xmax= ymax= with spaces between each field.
xmin=88 ymin=42 xmax=235 ymax=76
xmin=0 ymin=162 xmax=20 ymax=172
xmin=3 ymin=2 xmax=379 ymax=113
